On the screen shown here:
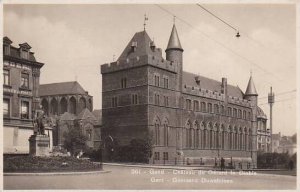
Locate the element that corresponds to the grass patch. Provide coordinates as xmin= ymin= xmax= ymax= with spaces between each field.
xmin=4 ymin=155 xmax=102 ymax=173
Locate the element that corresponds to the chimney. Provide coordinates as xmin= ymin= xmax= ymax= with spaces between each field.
xmin=150 ymin=40 xmax=156 ymax=51
xmin=195 ymin=76 xmax=200 ymax=86
xmin=221 ymin=77 xmax=227 ymax=94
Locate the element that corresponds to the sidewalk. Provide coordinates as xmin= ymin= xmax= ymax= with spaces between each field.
xmin=4 ymin=170 xmax=111 ymax=176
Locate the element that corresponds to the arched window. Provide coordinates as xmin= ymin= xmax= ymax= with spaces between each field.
xmin=69 ymin=97 xmax=76 ymax=114
xmin=201 ymin=122 xmax=206 ymax=149
xmin=208 ymin=103 xmax=213 ymax=113
xmin=221 ymin=125 xmax=225 ymax=149
xmin=185 ymin=121 xmax=192 ymax=148
xmin=238 ymin=109 xmax=242 ymax=118
xmin=41 ymin=98 xmax=49 ymax=116
xmin=239 ymin=128 xmax=243 ymax=150
xmin=50 ymin=98 xmax=58 ymax=115
xmin=163 ymin=120 xmax=169 ymax=146
xmin=227 ymin=107 xmax=232 ymax=117
xmin=215 ymin=124 xmax=219 ymax=149
xmin=79 ymin=97 xmax=86 ymax=113
xmin=234 ymin=127 xmax=238 ymax=150
xmin=229 ymin=126 xmax=233 ymax=150
xmin=154 ymin=118 xmax=160 ymax=145
xmin=214 ymin=104 xmax=219 ymax=114
xmin=208 ymin=123 xmax=213 ymax=149
xmin=201 ymin=102 xmax=206 ymax=112
xmin=60 ymin=97 xmax=68 ymax=114
xmin=194 ymin=121 xmax=200 ymax=148
xmin=220 ymin=105 xmax=225 ymax=114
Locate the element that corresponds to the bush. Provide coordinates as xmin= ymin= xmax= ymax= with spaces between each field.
xmin=257 ymin=152 xmax=292 ymax=169
xmin=3 ymin=155 xmax=102 ymax=173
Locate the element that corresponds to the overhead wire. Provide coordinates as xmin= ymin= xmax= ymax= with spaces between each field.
xmin=154 ymin=4 xmax=283 ymax=82
xmin=258 ymin=89 xmax=296 ymax=100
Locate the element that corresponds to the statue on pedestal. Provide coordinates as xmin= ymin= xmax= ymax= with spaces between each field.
xmin=33 ymin=105 xmax=46 ymax=135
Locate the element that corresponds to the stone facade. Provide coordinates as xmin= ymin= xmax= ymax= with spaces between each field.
xmin=3 ymin=37 xmax=53 ymax=154
xmin=101 ymin=25 xmax=265 ymax=168
xmin=39 ymin=81 xmax=99 ymax=150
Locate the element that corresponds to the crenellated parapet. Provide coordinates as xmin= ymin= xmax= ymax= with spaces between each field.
xmin=183 ymin=85 xmax=251 ymax=107
xmin=101 ymin=55 xmax=177 ymax=74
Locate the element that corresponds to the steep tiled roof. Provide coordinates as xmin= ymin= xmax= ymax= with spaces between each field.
xmin=245 ymin=76 xmax=258 ymax=95
xmin=118 ymin=31 xmax=161 ymax=61
xmin=39 ymin=81 xmax=87 ymax=96
xmin=257 ymin=106 xmax=267 ymax=119
xmin=77 ymin=108 xmax=97 ymax=121
xmin=182 ymin=71 xmax=244 ymax=98
xmin=166 ymin=24 xmax=183 ymax=51
xmin=92 ymin=109 xmax=102 ymax=125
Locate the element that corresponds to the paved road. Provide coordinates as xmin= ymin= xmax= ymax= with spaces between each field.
xmin=4 ymin=165 xmax=297 ymax=190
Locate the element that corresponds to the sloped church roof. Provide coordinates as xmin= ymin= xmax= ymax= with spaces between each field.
xmin=40 ymin=81 xmax=87 ymax=96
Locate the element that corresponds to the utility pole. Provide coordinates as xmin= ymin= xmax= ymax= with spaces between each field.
xmin=268 ymin=87 xmax=275 ymax=152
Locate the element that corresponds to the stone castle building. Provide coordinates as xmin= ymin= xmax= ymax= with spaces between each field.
xmin=102 ymin=24 xmax=264 ymax=167
xmin=3 ymin=37 xmax=53 ymax=154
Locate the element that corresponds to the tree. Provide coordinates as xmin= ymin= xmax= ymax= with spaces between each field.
xmin=63 ymin=123 xmax=88 ymax=156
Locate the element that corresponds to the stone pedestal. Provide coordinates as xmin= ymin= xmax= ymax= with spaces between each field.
xmin=29 ymin=134 xmax=50 ymax=156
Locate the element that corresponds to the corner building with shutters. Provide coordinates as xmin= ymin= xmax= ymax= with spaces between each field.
xmin=101 ymin=25 xmax=263 ymax=168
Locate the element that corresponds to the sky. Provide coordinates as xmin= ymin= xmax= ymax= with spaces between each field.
xmin=3 ymin=3 xmax=297 ymax=136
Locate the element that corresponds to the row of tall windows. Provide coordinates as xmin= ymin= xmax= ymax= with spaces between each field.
xmin=154 ymin=94 xmax=169 ymax=107
xmin=111 ymin=94 xmax=140 ymax=107
xmin=154 ymin=75 xmax=169 ymax=89
xmin=185 ymin=99 xmax=251 ymax=120
xmin=3 ymin=69 xmax=30 ymax=89
xmin=154 ymin=121 xmax=169 ymax=146
xmin=184 ymin=126 xmax=251 ymax=151
xmin=3 ymin=98 xmax=29 ymax=119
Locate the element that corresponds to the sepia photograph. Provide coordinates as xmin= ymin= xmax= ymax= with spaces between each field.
xmin=1 ymin=1 xmax=299 ymax=191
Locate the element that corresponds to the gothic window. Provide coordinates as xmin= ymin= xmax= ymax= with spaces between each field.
xmin=155 ymin=121 xmax=160 ymax=145
xmin=163 ymin=96 xmax=169 ymax=107
xmin=186 ymin=99 xmax=192 ymax=110
xmin=20 ymin=100 xmax=29 ymax=119
xmin=238 ymin=109 xmax=242 ymax=118
xmin=248 ymin=111 xmax=251 ymax=120
xmin=154 ymin=94 xmax=160 ymax=105
xmin=214 ymin=104 xmax=219 ymax=114
xmin=193 ymin=100 xmax=199 ymax=111
xmin=201 ymin=102 xmax=206 ymax=112
xmin=163 ymin=77 xmax=169 ymax=88
xmin=60 ymin=97 xmax=67 ymax=114
xmin=131 ymin=94 xmax=138 ymax=105
xmin=208 ymin=103 xmax=213 ymax=113
xmin=3 ymin=98 xmax=10 ymax=117
xmin=186 ymin=121 xmax=192 ymax=148
xmin=79 ymin=97 xmax=87 ymax=112
xmin=163 ymin=122 xmax=169 ymax=146
xmin=227 ymin=107 xmax=232 ymax=117
xmin=233 ymin=108 xmax=237 ymax=117
xmin=154 ymin=75 xmax=160 ymax=87
xmin=243 ymin=110 xmax=247 ymax=119
xmin=3 ymin=69 xmax=10 ymax=86
xmin=50 ymin=98 xmax=58 ymax=115
xmin=21 ymin=73 xmax=29 ymax=89
xmin=121 ymin=78 xmax=127 ymax=88
xmin=70 ymin=97 xmax=77 ymax=114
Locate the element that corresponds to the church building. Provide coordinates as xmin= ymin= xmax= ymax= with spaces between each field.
xmin=101 ymin=24 xmax=266 ymax=168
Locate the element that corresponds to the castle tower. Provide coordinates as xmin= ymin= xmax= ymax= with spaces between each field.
xmin=244 ymin=75 xmax=258 ymax=166
xmin=165 ymin=24 xmax=184 ymax=92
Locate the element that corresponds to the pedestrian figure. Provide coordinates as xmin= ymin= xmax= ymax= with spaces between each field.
xmin=221 ymin=157 xmax=225 ymax=171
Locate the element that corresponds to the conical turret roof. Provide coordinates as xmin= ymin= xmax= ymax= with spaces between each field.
xmin=245 ymin=76 xmax=258 ymax=96
xmin=166 ymin=24 xmax=183 ymax=51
